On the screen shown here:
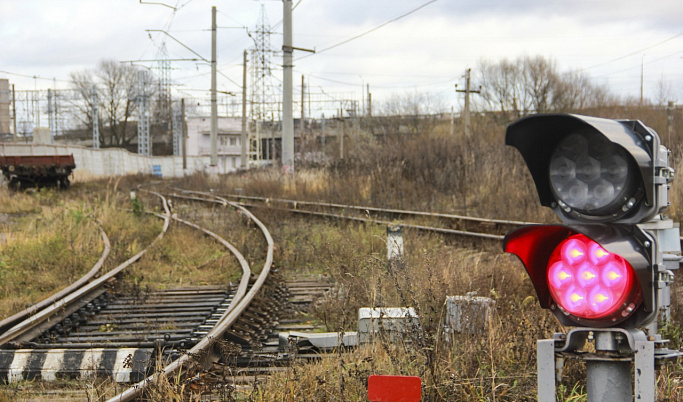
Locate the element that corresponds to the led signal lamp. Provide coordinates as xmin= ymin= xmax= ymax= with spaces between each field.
xmin=502 ymin=114 xmax=675 ymax=329
xmin=547 ymin=234 xmax=641 ymax=322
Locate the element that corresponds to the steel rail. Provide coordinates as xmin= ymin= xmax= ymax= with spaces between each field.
xmin=219 ymin=192 xmax=532 ymax=227
xmin=172 ymin=188 xmax=504 ymax=240
xmin=234 ymin=200 xmax=505 ymax=241
xmin=0 ymin=192 xmax=171 ymax=348
xmin=0 ymin=220 xmax=111 ymax=335
xmin=109 ymin=191 xmax=275 ymax=402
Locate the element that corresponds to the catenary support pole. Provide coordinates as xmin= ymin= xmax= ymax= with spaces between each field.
xmin=210 ymin=5 xmax=218 ymax=167
xmin=241 ymin=50 xmax=248 ymax=169
xmin=181 ymin=98 xmax=187 ymax=171
xmin=282 ymin=0 xmax=294 ymax=172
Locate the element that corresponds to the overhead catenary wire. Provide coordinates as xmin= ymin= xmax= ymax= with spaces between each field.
xmin=296 ymin=0 xmax=439 ymax=61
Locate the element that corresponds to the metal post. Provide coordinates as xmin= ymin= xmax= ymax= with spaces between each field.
xmin=172 ymin=103 xmax=180 ymax=156
xmin=536 ymin=339 xmax=556 ymax=402
xmin=586 ymin=360 xmax=631 ymax=401
xmin=321 ymin=113 xmax=326 ymax=147
xmin=47 ymin=89 xmax=54 ymax=138
xmin=181 ymin=98 xmax=187 ymax=171
xmin=11 ymin=84 xmax=17 ymax=141
xmin=586 ymin=332 xmax=633 ymax=402
xmin=634 ymin=340 xmax=655 ymax=401
xmin=340 ymin=111 xmax=344 ymax=159
xmin=464 ymin=69 xmax=471 ymax=136
xmin=667 ymin=101 xmax=674 ymax=145
xmin=210 ymin=5 xmax=218 ymax=167
xmin=241 ymin=50 xmax=248 ymax=169
xmin=282 ymin=0 xmax=294 ymax=172
xmin=136 ymin=70 xmax=150 ymax=156
xmin=92 ymin=85 xmax=99 ymax=149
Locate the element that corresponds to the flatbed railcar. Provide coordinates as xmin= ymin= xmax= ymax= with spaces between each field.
xmin=0 ymin=154 xmax=76 ymax=190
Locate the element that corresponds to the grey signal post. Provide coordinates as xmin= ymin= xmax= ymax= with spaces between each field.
xmin=504 ymin=114 xmax=683 ymax=402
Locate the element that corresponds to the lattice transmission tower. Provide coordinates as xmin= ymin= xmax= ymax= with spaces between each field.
xmin=249 ymin=5 xmax=279 ymax=163
xmin=156 ymin=43 xmax=173 ymax=143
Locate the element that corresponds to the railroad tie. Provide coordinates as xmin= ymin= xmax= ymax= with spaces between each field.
xmin=0 ymin=348 xmax=153 ymax=383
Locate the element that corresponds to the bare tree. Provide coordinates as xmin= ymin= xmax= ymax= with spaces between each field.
xmin=373 ymin=90 xmax=446 ymax=136
xmin=70 ymin=59 xmax=140 ymax=147
xmin=521 ymin=55 xmax=558 ymax=113
xmin=474 ymin=55 xmax=614 ymax=121
xmin=654 ymin=77 xmax=676 ymax=106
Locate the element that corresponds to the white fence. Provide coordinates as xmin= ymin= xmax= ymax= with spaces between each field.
xmin=0 ymin=143 xmax=228 ymax=181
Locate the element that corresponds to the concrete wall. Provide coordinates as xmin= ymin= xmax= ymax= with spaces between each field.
xmin=0 ymin=142 xmax=234 ymax=181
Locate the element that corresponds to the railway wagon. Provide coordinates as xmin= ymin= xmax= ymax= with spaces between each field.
xmin=0 ymin=154 xmax=76 ymax=190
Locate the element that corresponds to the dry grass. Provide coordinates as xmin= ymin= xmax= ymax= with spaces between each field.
xmin=193 ymin=108 xmax=683 ymax=400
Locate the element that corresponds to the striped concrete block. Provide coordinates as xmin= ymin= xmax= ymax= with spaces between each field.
xmin=0 ymin=348 xmax=153 ymax=383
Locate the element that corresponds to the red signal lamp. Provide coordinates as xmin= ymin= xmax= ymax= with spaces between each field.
xmin=546 ymin=234 xmax=642 ymax=321
xmin=504 ymin=225 xmax=654 ymax=328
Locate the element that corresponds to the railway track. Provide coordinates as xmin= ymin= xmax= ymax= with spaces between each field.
xmin=0 ymin=188 xmax=334 ymax=401
xmin=214 ymin=192 xmax=527 ymax=241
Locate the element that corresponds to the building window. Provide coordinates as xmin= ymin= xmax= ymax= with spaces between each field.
xmin=230 ymin=137 xmax=237 ymax=146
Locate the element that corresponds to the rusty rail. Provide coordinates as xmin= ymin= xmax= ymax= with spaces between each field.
xmin=0 ymin=192 xmax=171 ymax=347
xmin=108 ymin=190 xmax=274 ymax=402
xmin=0 ymin=220 xmax=111 ymax=335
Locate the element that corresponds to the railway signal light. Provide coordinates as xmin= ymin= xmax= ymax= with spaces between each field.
xmin=503 ymin=114 xmax=676 ymax=329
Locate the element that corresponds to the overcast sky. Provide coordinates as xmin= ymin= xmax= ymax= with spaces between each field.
xmin=2 ymin=0 xmax=683 ymax=114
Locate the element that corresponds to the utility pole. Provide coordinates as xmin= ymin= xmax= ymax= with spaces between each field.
xmin=11 ymin=84 xmax=16 ymax=141
xmin=455 ymin=68 xmax=481 ymax=137
xmin=282 ymin=0 xmax=294 ymax=172
xmin=241 ymin=50 xmax=248 ymax=169
xmin=136 ymin=70 xmax=150 ymax=156
xmin=92 ymin=85 xmax=99 ymax=149
xmin=281 ymin=0 xmax=314 ymax=172
xmin=640 ymin=55 xmax=644 ymax=106
xmin=210 ymin=5 xmax=218 ymax=167
xmin=367 ymin=83 xmax=371 ymax=118
xmin=181 ymin=98 xmax=187 ymax=171
xmin=301 ymin=74 xmax=306 ymax=140
xmin=339 ymin=108 xmax=344 ymax=159
xmin=667 ymin=101 xmax=674 ymax=145
xmin=172 ymin=102 xmax=181 ymax=156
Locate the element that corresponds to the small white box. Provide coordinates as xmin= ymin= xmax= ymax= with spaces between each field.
xmin=357 ymin=307 xmax=419 ymax=344
xmin=445 ymin=295 xmax=495 ymax=336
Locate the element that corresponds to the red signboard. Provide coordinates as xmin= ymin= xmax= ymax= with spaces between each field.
xmin=367 ymin=375 xmax=421 ymax=402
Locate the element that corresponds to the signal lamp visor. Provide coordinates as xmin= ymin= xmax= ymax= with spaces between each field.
xmin=547 ymin=234 xmax=642 ymax=321
xmin=549 ymin=131 xmax=641 ymax=219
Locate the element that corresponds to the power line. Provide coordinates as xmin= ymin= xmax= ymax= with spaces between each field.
xmin=581 ymin=31 xmax=683 ymax=71
xmin=296 ymin=0 xmax=439 ymax=61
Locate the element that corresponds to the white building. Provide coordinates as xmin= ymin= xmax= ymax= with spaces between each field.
xmin=186 ymin=116 xmax=242 ymax=172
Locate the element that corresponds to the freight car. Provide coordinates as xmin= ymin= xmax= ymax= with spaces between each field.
xmin=0 ymin=155 xmax=76 ymax=190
